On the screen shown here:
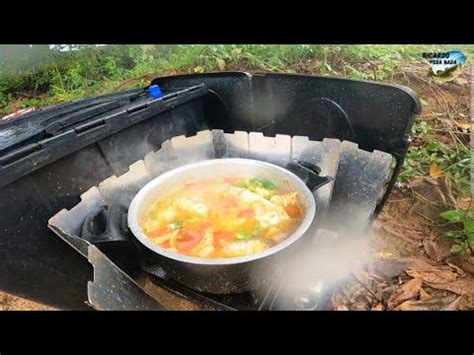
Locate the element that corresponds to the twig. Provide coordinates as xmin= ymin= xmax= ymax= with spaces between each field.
xmin=378 ymin=219 xmax=424 ymax=233
xmin=428 ymin=128 xmax=470 ymax=136
xmin=414 ymin=211 xmax=437 ymax=224
xmin=432 ymin=84 xmax=452 ymax=114
xmin=416 ymin=219 xmax=451 ymax=228
xmin=413 ymin=190 xmax=441 ymax=207
xmin=433 ymin=185 xmax=449 ymax=206
xmin=450 ymin=129 xmax=469 ymax=151
xmin=442 ymin=176 xmax=458 ymax=207
xmin=408 ymin=200 xmax=419 ymax=214
xmin=423 ymin=176 xmax=440 ymax=186
xmin=386 ymin=198 xmax=413 ymax=203
xmin=351 ymin=271 xmax=383 ymax=302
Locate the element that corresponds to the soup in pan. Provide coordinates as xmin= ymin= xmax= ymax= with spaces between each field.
xmin=140 ymin=177 xmax=305 ymax=258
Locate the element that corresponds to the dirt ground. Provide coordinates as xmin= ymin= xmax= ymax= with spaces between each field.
xmin=330 ymin=62 xmax=474 ymax=310
xmin=1 ymin=61 xmax=472 ymax=311
xmin=0 ymin=292 xmax=56 ymax=310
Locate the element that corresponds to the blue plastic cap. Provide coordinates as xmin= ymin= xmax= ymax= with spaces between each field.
xmin=148 ymin=85 xmax=163 ymax=99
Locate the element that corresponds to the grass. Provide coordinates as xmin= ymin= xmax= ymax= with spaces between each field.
xmin=3 ymin=44 xmax=474 ymax=115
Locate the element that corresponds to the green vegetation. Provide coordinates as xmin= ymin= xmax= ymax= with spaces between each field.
xmin=440 ymin=208 xmax=474 ymax=255
xmin=2 ymin=44 xmax=474 ymax=115
xmin=400 ymin=121 xmax=470 ymax=195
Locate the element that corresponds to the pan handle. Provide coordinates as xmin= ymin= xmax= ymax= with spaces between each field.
xmin=286 ymin=160 xmax=333 ymax=192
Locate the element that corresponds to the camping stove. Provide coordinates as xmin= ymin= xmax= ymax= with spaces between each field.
xmin=48 ymin=129 xmax=393 ymax=310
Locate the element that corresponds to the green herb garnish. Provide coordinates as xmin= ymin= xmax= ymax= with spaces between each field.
xmin=170 ymin=221 xmax=184 ymax=229
xmin=238 ymin=178 xmax=276 ymax=192
xmin=249 ymin=178 xmax=275 ymax=190
xmin=235 ymin=225 xmax=261 ymax=241
xmin=236 ymin=231 xmax=253 ymax=240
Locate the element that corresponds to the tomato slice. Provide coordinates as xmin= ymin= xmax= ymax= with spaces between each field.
xmin=284 ymin=204 xmax=302 ymax=218
xmin=238 ymin=209 xmax=255 ymax=218
xmin=148 ymin=227 xmax=169 ymax=238
xmin=176 ymin=228 xmax=204 ymax=251
xmin=213 ymin=230 xmax=235 ymax=247
xmin=223 ymin=177 xmax=245 ymax=186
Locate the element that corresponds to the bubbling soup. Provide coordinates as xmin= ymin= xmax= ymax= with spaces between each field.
xmin=140 ymin=177 xmax=305 ymax=258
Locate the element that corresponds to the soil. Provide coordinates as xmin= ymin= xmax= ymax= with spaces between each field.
xmin=0 ymin=292 xmax=56 ymax=311
xmin=329 ymin=62 xmax=473 ymax=310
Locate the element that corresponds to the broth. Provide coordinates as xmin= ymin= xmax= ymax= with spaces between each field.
xmin=140 ymin=177 xmax=305 ymax=258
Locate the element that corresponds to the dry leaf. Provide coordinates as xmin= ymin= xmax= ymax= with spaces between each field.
xmin=456 ymin=196 xmax=472 ymax=210
xmin=446 ymin=262 xmax=466 ymax=277
xmin=406 ymin=269 xmax=457 ymax=284
xmin=369 ymin=258 xmax=418 ymax=279
xmin=426 ymin=279 xmax=474 ymax=295
xmin=456 ymin=293 xmax=474 ymax=310
xmin=387 ymin=278 xmax=423 ymax=309
xmin=429 ymin=162 xmax=444 ymax=179
xmin=446 ymin=256 xmax=474 ymax=275
xmin=348 ymin=284 xmax=369 ymax=304
xmin=454 ymin=120 xmax=471 ymax=131
xmin=351 ymin=268 xmax=370 ymax=285
xmin=406 ymin=259 xmax=458 ymax=284
xmin=371 ymin=302 xmax=384 ymax=311
xmin=351 ymin=301 xmax=370 ymax=310
xmin=394 ymin=294 xmax=459 ymax=310
xmin=377 ymin=285 xmax=399 ymax=302
xmin=454 ymin=77 xmax=469 ymax=86
xmin=423 ymin=238 xmax=452 ymax=263
xmin=419 ymin=288 xmax=431 ymax=300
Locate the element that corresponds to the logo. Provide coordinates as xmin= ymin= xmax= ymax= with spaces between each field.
xmin=422 ymin=50 xmax=466 ymax=82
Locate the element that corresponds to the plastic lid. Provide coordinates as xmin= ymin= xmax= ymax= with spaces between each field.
xmin=148 ymin=85 xmax=163 ymax=99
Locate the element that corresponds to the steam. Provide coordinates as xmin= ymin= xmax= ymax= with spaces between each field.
xmin=68 ymin=129 xmax=161 ymax=209
xmin=262 ymin=218 xmax=373 ymax=310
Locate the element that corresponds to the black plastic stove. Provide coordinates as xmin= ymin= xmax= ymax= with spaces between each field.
xmin=2 ymin=72 xmax=419 ymax=309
